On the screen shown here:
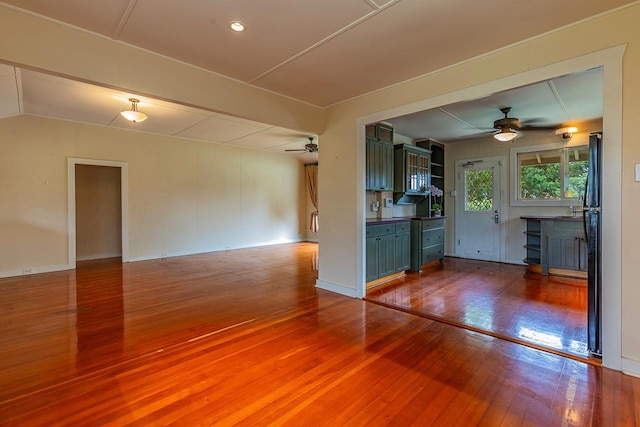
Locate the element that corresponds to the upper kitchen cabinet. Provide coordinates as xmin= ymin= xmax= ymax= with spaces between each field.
xmin=366 ymin=122 xmax=394 ymax=143
xmin=394 ymin=144 xmax=431 ymax=196
xmin=365 ymin=123 xmax=394 ymax=191
xmin=417 ymin=139 xmax=445 ymax=215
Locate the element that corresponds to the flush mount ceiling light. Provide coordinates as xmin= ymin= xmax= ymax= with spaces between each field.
xmin=555 ymin=126 xmax=578 ymax=139
xmin=229 ymin=21 xmax=246 ymax=32
xmin=120 ymin=98 xmax=147 ymax=123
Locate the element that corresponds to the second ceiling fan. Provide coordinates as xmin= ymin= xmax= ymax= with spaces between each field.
xmin=285 ymin=137 xmax=318 ymax=153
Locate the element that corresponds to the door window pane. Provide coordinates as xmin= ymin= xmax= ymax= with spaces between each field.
xmin=465 ymin=168 xmax=493 ymax=211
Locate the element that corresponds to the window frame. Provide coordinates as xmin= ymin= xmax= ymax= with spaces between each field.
xmin=510 ymin=142 xmax=588 ymax=207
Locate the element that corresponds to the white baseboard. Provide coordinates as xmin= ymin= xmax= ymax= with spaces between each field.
xmin=0 ymin=263 xmax=73 ymax=278
xmin=315 ymin=279 xmax=358 ymax=298
xmin=621 ymin=357 xmax=640 ymax=378
xmin=128 ymin=239 xmax=306 ymax=263
xmin=76 ymin=252 xmax=122 ymax=262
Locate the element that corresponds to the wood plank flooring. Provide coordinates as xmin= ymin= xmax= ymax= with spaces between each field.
xmin=367 ymin=257 xmax=590 ymax=361
xmin=1 ymin=243 xmax=639 ymax=425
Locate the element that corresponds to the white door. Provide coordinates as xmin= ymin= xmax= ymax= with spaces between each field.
xmin=455 ymin=159 xmax=503 ymax=261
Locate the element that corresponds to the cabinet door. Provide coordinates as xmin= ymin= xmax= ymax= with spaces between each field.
xmin=366 ymin=139 xmax=393 ymax=191
xmin=548 ymin=236 xmax=580 ymax=270
xmin=395 ymin=232 xmax=411 ymax=272
xmin=578 ymin=238 xmax=588 ymax=272
xmin=405 ymin=151 xmax=419 ymax=193
xmin=378 ymin=234 xmax=396 ymax=278
xmin=417 ymin=153 xmax=430 ymax=192
xmin=366 ymin=236 xmax=380 ymax=282
xmin=380 ymin=142 xmax=394 ymax=191
xmin=365 ymin=139 xmax=379 ymax=191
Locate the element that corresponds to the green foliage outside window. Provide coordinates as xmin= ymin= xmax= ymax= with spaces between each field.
xmin=465 ymin=168 xmax=493 ymax=211
xmin=520 ymin=163 xmax=561 ymax=199
xmin=518 ymin=146 xmax=588 ymax=201
xmin=567 ymin=160 xmax=589 ymax=198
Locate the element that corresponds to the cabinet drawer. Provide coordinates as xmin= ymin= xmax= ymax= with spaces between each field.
xmin=421 ymin=219 xmax=444 ymax=230
xmin=421 ymin=244 xmax=444 ymax=264
xmin=422 ymin=228 xmax=444 ymax=246
xmin=395 ymin=221 xmax=410 ymax=233
xmin=366 ymin=223 xmax=395 ymax=237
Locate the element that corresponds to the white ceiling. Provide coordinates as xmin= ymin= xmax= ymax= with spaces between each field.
xmin=0 ymin=64 xmax=320 ymax=163
xmin=0 ymin=1 xmax=621 ymax=153
xmin=387 ymin=67 xmax=603 ymax=142
xmin=0 ymin=0 xmax=633 ymax=107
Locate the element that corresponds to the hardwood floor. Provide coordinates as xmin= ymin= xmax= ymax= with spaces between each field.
xmin=366 ymin=257 xmax=591 ymax=361
xmin=1 ymin=243 xmax=639 ymax=425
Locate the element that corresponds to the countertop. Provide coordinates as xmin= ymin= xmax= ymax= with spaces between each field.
xmin=366 ymin=216 xmax=446 ymax=225
xmin=520 ymin=215 xmax=582 ymax=222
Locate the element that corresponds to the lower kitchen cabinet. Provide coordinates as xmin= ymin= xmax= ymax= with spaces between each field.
xmin=366 ymin=221 xmax=411 ymax=283
xmin=521 ymin=216 xmax=586 ymax=275
xmin=547 ymin=221 xmax=587 ymax=272
xmin=410 ymin=217 xmax=445 ymax=271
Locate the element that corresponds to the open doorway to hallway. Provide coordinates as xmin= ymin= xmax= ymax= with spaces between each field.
xmin=75 ymin=164 xmax=122 ymax=262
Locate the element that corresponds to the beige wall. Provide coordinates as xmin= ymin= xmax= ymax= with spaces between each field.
xmin=0 ymin=115 xmax=307 ymax=273
xmin=75 ymin=164 xmax=122 ymax=261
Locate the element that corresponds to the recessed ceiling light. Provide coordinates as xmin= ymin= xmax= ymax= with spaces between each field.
xmin=229 ymin=21 xmax=245 ymax=32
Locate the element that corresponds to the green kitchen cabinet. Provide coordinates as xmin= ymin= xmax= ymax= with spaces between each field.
xmin=366 ymin=138 xmax=394 ymax=191
xmin=410 ymin=217 xmax=445 ymax=271
xmin=366 ymin=221 xmax=411 ymax=282
xmin=547 ymin=221 xmax=587 ymax=272
xmin=521 ymin=217 xmax=586 ymax=275
xmin=394 ymin=144 xmax=431 ymax=196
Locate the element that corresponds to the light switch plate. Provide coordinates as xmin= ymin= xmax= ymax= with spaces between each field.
xmin=636 ymin=164 xmax=640 ymax=182
xmin=384 ymin=197 xmax=393 ymax=207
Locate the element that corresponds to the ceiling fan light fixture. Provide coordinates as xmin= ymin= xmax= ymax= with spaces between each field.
xmin=494 ymin=127 xmax=518 ymax=142
xmin=120 ymin=98 xmax=147 ymax=123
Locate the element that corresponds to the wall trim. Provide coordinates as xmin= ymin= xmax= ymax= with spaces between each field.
xmin=76 ymin=253 xmax=123 ymax=262
xmin=0 ymin=263 xmax=72 ymax=279
xmin=621 ymin=358 xmax=640 ymax=379
xmin=356 ymin=44 xmax=626 ymax=371
xmin=67 ymin=158 xmax=129 ymax=268
xmin=128 ymin=239 xmax=306 ymax=263
xmin=315 ymin=280 xmax=358 ymax=298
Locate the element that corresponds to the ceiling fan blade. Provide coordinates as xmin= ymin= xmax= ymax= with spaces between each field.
xmin=285 ymin=149 xmax=306 ymax=151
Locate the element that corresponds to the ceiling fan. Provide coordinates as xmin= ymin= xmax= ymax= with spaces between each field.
xmin=491 ymin=107 xmax=560 ymax=141
xmin=492 ymin=107 xmax=521 ymax=142
xmin=285 ymin=137 xmax=318 ymax=153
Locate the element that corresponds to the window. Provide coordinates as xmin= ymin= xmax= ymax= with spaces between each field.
xmin=465 ymin=168 xmax=494 ymax=211
xmin=510 ymin=144 xmax=588 ymax=206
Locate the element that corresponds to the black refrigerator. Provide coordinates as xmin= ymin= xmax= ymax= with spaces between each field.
xmin=584 ymin=132 xmax=602 ymax=356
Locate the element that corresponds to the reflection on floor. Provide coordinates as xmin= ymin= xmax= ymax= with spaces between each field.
xmin=366 ymin=257 xmax=590 ymax=361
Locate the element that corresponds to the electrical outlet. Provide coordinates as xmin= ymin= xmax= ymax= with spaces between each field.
xmin=22 ymin=269 xmax=32 ymax=275
xmin=161 ymin=253 xmax=168 ymax=258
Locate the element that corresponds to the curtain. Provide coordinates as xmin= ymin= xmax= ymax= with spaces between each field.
xmin=305 ymin=164 xmax=319 ymax=233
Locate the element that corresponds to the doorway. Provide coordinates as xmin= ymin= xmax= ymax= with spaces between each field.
xmin=67 ymin=158 xmax=129 ymax=266
xmin=455 ymin=157 xmax=505 ymax=262
xmin=75 ymin=164 xmax=122 ymax=261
